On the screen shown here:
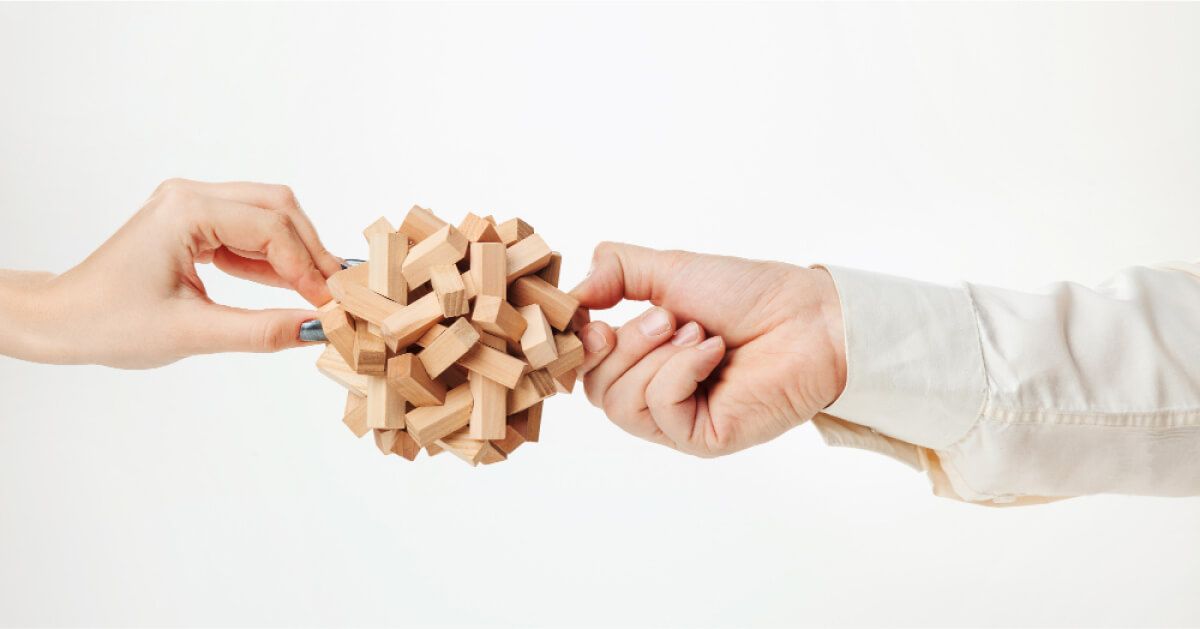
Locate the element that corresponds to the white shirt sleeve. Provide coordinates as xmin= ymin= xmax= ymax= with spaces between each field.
xmin=815 ymin=263 xmax=1200 ymax=505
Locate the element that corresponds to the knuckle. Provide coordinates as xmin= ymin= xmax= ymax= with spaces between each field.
xmin=267 ymin=211 xmax=294 ymax=234
xmin=270 ymin=184 xmax=300 ymax=210
xmin=250 ymin=318 xmax=290 ymax=352
xmin=154 ymin=177 xmax=188 ymax=195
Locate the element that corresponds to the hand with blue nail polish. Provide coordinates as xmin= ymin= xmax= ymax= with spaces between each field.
xmin=571 ymin=243 xmax=847 ymax=457
xmin=0 ymin=179 xmax=343 ymax=368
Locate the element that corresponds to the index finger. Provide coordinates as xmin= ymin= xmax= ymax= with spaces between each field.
xmin=186 ymin=195 xmax=331 ymax=306
xmin=161 ymin=179 xmax=344 ymax=278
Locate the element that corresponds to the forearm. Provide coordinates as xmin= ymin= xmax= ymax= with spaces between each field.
xmin=0 ymin=270 xmax=70 ymax=364
xmin=820 ymin=263 xmax=1200 ymax=503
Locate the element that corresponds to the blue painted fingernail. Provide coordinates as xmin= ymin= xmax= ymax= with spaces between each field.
xmin=299 ymin=319 xmax=327 ymax=342
xmin=340 ymin=258 xmax=366 ymax=270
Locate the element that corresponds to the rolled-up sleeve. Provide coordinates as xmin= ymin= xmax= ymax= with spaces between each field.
xmin=814 ymin=263 xmax=1200 ymax=505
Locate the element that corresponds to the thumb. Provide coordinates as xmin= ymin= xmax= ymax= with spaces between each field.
xmin=571 ymin=242 xmax=682 ymax=310
xmin=187 ymin=304 xmax=319 ymax=355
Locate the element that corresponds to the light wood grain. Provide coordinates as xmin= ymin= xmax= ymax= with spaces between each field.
xmin=406 ymin=383 xmax=474 ymax=446
xmin=418 ymin=317 xmax=479 ymax=378
xmin=388 ymin=352 xmax=446 ymax=407
xmin=429 ymin=264 xmax=468 ymax=317
xmin=505 ymin=233 xmax=554 ymax=281
xmin=402 ymin=224 xmax=468 ymax=287
xmin=509 ymin=275 xmax=579 ymax=330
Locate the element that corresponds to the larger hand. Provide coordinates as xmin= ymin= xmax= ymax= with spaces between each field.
xmin=571 ymin=243 xmax=847 ymax=456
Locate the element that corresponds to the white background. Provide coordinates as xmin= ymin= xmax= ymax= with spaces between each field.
xmin=1 ymin=3 xmax=1198 ymax=627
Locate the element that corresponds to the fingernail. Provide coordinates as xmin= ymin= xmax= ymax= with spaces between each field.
xmin=298 ymin=319 xmax=326 ymax=342
xmin=697 ymin=336 xmax=722 ymax=351
xmin=584 ymin=326 xmax=609 ymax=353
xmin=671 ymin=321 xmax=701 ymax=346
xmin=639 ymin=308 xmax=671 ymax=337
xmin=340 ymin=258 xmax=366 ymax=270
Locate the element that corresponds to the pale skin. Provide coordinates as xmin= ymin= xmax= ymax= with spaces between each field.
xmin=0 ymin=179 xmax=341 ymax=369
xmin=1 ymin=180 xmax=848 ymax=457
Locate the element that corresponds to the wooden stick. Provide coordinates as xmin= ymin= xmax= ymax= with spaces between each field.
xmin=472 ymin=295 xmax=527 ymax=343
xmin=369 ymin=231 xmax=408 ymax=303
xmin=398 ymin=205 xmax=447 ymax=243
xmin=362 ymin=216 xmax=395 ymax=241
xmin=318 ymin=302 xmax=357 ymax=366
xmin=402 ymin=225 xmax=468 ymax=287
xmin=429 ymin=264 xmax=468 ymax=317
xmin=317 ymin=344 xmax=368 ymax=396
xmin=380 ymin=292 xmax=445 ymax=349
xmin=388 ymin=353 xmax=446 ymax=407
xmin=538 ymin=252 xmax=563 ymax=287
xmin=458 ymin=212 xmax=502 ymax=243
xmin=352 ymin=322 xmax=386 ymax=374
xmin=469 ymin=242 xmax=506 ymax=299
xmin=509 ymin=275 xmax=580 ymax=330
xmin=418 ymin=317 xmax=480 ymax=378
xmin=391 ymin=429 xmax=421 ymax=461
xmin=518 ymin=304 xmax=558 ymax=369
xmin=490 ymin=423 xmax=526 ymax=455
xmin=343 ymin=392 xmax=369 ymax=438
xmin=366 ymin=374 xmax=405 ymax=429
xmin=509 ymin=402 xmax=543 ymax=442
xmin=406 ymin=383 xmax=473 ymax=446
xmin=468 ymin=334 xmax=507 ymax=440
xmin=495 ymin=218 xmax=533 ymax=245
xmin=458 ymin=342 xmax=527 ymax=389
xmin=505 ymin=234 xmax=554 ymax=281
xmin=545 ymin=333 xmax=584 ymax=377
xmin=508 ymin=369 xmax=555 ymax=414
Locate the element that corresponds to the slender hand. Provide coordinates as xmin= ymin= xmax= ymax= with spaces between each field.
xmin=0 ymin=179 xmax=343 ymax=368
xmin=571 ymin=243 xmax=847 ymax=457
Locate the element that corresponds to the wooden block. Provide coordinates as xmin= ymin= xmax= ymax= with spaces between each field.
xmin=408 ymin=281 xmax=432 ymax=302
xmin=391 ymin=429 xmax=421 ymax=461
xmin=490 ymin=423 xmax=526 ymax=455
xmin=329 ymin=277 xmax=404 ymax=329
xmin=426 ymin=443 xmax=444 ymax=457
xmin=398 ymin=205 xmax=447 ymax=243
xmin=317 ymin=345 xmax=368 ymax=395
xmin=469 ymin=242 xmax=506 ymax=299
xmin=436 ymin=426 xmax=507 ymax=466
xmin=458 ymin=212 xmax=502 ymax=243
xmin=510 ymin=275 xmax=580 ymax=331
xmin=458 ymin=343 xmax=527 ymax=389
xmin=343 ymin=392 xmax=369 ymax=438
xmin=538 ymin=252 xmax=562 ymax=287
xmin=418 ymin=317 xmax=479 ymax=378
xmin=509 ymin=402 xmax=543 ymax=442
xmin=329 ymin=260 xmax=370 ymax=292
xmin=508 ymin=370 xmax=555 ymax=414
xmin=545 ymin=333 xmax=584 ymax=377
xmin=495 ymin=218 xmax=533 ymax=246
xmin=388 ymin=353 xmax=446 ymax=407
xmin=406 ymin=383 xmax=473 ymax=446
xmin=552 ymin=368 xmax=576 ymax=394
xmin=505 ymin=234 xmax=553 ymax=281
xmin=479 ymin=442 xmax=506 ymax=464
xmin=517 ymin=304 xmax=558 ymax=369
xmin=374 ymin=429 xmax=399 ymax=455
xmin=429 ymin=264 xmax=468 ymax=317
xmin=380 ymin=292 xmax=445 ymax=349
xmin=362 ymin=216 xmax=395 ymax=241
xmin=368 ymin=231 xmax=408 ymax=302
xmin=468 ymin=369 xmax=507 ymax=440
xmin=366 ymin=374 xmax=405 ymax=429
xmin=402 ymin=225 xmax=468 ymax=287
xmin=352 ymin=322 xmax=386 ymax=374
xmin=438 ymin=364 xmax=470 ymax=390
xmin=318 ymin=302 xmax=356 ymax=366
xmin=472 ymin=295 xmax=527 ymax=343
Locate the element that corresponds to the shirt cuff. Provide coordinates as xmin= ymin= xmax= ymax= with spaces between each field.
xmin=819 ymin=265 xmax=987 ymax=449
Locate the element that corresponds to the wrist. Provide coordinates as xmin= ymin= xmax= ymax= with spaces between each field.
xmin=0 ymin=271 xmax=73 ymax=364
xmin=807 ymin=266 xmax=847 ymax=406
